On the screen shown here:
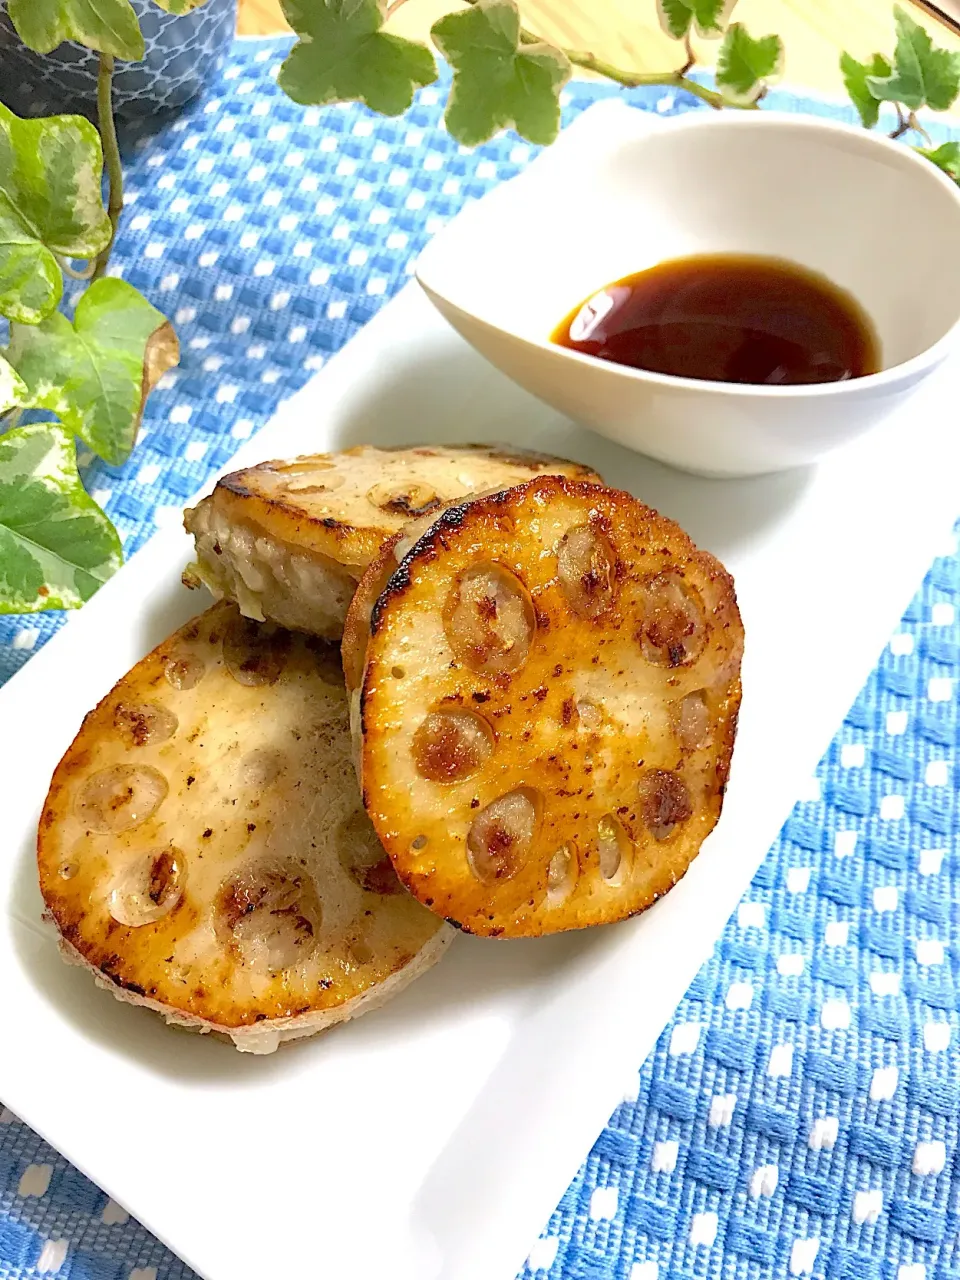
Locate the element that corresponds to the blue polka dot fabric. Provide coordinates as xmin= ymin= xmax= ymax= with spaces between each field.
xmin=3 ymin=36 xmax=960 ymax=1280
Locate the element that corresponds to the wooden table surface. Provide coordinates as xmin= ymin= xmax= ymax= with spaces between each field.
xmin=237 ymin=0 xmax=960 ymax=103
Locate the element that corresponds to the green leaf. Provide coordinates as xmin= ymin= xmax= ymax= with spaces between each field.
xmin=657 ymin=0 xmax=734 ymax=40
xmin=8 ymin=0 xmax=145 ymax=59
xmin=715 ymin=22 xmax=783 ymax=105
xmin=278 ymin=0 xmax=437 ymax=115
xmin=431 ymin=0 xmax=572 ymax=146
xmin=8 ymin=279 xmax=180 ymax=467
xmin=0 ymin=422 xmax=122 ymax=613
xmin=152 ymin=0 xmax=209 ymax=11
xmin=0 ymin=103 xmax=112 ymax=325
xmin=917 ymin=140 xmax=960 ymax=181
xmin=840 ymin=51 xmax=892 ymax=128
xmin=0 ymin=356 xmax=27 ymax=415
xmin=866 ymin=4 xmax=960 ymax=112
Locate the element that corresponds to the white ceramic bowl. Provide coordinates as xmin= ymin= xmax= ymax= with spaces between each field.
xmin=416 ymin=101 xmax=960 ymax=477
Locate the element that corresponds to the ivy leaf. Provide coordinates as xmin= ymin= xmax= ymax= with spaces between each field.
xmin=431 ymin=0 xmax=571 ymax=146
xmin=152 ymin=0 xmax=209 ymax=11
xmin=278 ymin=0 xmax=437 ymax=115
xmin=840 ymin=51 xmax=892 ymax=128
xmin=0 ymin=422 xmax=122 ymax=613
xmin=8 ymin=279 xmax=179 ymax=467
xmin=657 ymin=0 xmax=734 ymax=41
xmin=0 ymin=356 xmax=27 ymax=415
xmin=715 ymin=23 xmax=783 ymax=105
xmin=866 ymin=4 xmax=960 ymax=112
xmin=8 ymin=0 xmax=145 ymax=60
xmin=917 ymin=140 xmax=960 ymax=181
xmin=0 ymin=103 xmax=112 ymax=325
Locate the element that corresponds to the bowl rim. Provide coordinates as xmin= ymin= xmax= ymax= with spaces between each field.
xmin=417 ymin=106 xmax=960 ymax=401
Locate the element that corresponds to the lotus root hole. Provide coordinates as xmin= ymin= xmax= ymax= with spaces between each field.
xmin=466 ymin=788 xmax=540 ymax=884
xmin=546 ymin=844 xmax=578 ymax=906
xmin=597 ymin=814 xmax=630 ymax=884
xmin=215 ymin=859 xmax=322 ymax=971
xmin=109 ymin=848 xmax=184 ymax=927
xmin=367 ymin=481 xmax=442 ymax=517
xmin=412 ymin=706 xmax=495 ymax=783
xmin=223 ymin=613 xmax=291 ymax=687
xmin=391 ymin=666 xmax=406 ymax=679
xmin=411 ymin=835 xmax=428 ymax=851
xmin=678 ymin=690 xmax=711 ymax=752
xmin=241 ymin=748 xmax=286 ymax=788
xmin=556 ymin=524 xmax=617 ymax=618
xmin=113 ymin=701 xmax=178 ymax=748
xmin=443 ymin=562 xmax=535 ymax=676
xmin=164 ymin=653 xmax=205 ymax=690
xmin=58 ymin=862 xmax=78 ymax=881
xmin=338 ymin=811 xmax=404 ymax=894
xmin=76 ymin=765 xmax=168 ymax=833
xmin=639 ymin=769 xmax=693 ymax=841
xmin=577 ymin=698 xmax=602 ymax=730
xmin=638 ymin=571 xmax=707 ymax=668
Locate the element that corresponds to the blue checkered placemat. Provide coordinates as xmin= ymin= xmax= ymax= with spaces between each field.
xmin=4 ymin=36 xmax=960 ymax=1280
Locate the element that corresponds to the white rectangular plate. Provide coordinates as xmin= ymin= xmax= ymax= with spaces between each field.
xmin=2 ymin=282 xmax=958 ymax=1280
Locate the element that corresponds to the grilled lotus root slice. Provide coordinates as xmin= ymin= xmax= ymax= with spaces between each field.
xmin=183 ymin=444 xmax=601 ymax=640
xmin=38 ymin=603 xmax=452 ymax=1053
xmin=346 ymin=477 xmax=744 ymax=938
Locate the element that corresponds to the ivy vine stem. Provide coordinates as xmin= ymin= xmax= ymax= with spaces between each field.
xmin=93 ymin=54 xmax=123 ymax=282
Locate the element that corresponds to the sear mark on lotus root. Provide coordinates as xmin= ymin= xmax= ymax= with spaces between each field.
xmin=113 ymin=701 xmax=178 ymax=748
xmin=367 ymin=481 xmax=442 ymax=518
xmin=638 ymin=769 xmax=693 ymax=841
xmin=215 ymin=857 xmax=322 ymax=972
xmin=556 ymin=524 xmax=617 ymax=619
xmin=223 ymin=612 xmax=291 ymax=687
xmin=109 ymin=848 xmax=184 ymax=927
xmin=638 ymin=571 xmax=706 ymax=668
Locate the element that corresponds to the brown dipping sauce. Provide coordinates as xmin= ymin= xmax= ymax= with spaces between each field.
xmin=551 ymin=253 xmax=880 ymax=386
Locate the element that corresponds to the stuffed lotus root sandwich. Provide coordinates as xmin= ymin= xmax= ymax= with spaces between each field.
xmin=343 ymin=475 xmax=744 ymax=938
xmin=184 ymin=443 xmax=601 ymax=639
xmin=38 ymin=603 xmax=452 ymax=1053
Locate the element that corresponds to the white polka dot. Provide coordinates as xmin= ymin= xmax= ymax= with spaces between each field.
xmin=589 ymin=1186 xmax=618 ymax=1220
xmin=925 ymin=761 xmax=949 ymax=786
xmin=174 ymin=307 xmax=195 ymax=326
xmin=889 ymin=633 xmax=914 ymax=656
xmin=196 ymin=157 xmax=214 ymax=175
xmin=852 ymin=1189 xmax=883 ymax=1225
xmin=36 ymin=1240 xmax=68 ymax=1273
xmin=869 ymin=971 xmax=900 ymax=996
xmin=12 ymin=629 xmax=38 ymax=651
xmin=130 ymin=214 xmax=151 ymax=231
xmin=840 ymin=743 xmax=865 ymax=767
xmin=767 ymin=1043 xmax=793 ymax=1076
xmin=808 ymin=1116 xmax=838 ymax=1150
xmin=215 ymin=384 xmax=238 ymax=404
xmin=886 ymin=710 xmax=909 ymax=735
xmin=668 ymin=1022 xmax=701 ymax=1056
xmin=913 ymin=1139 xmax=946 ymax=1175
xmin=820 ymin=998 xmax=850 ymax=1030
xmin=203 ymin=357 xmax=224 ymax=375
xmin=158 ymin=273 xmax=179 ymax=292
xmin=928 ymin=677 xmax=953 ymax=702
xmin=880 ymin=795 xmax=905 ymax=820
xmin=102 ymin=1199 xmax=129 ymax=1225
xmin=919 ymin=848 xmax=945 ymax=876
xmin=199 ymin=251 xmax=218 ymax=268
xmin=725 ymin=982 xmax=753 ymax=1010
xmin=825 ymin=921 xmax=849 ymax=946
xmin=476 ymin=160 xmax=498 ymax=179
xmin=253 ymin=259 xmax=275 ymax=277
xmin=144 ymin=241 xmax=165 ymax=259
xmin=18 ymin=1164 xmax=52 ymax=1197
xmin=303 ymin=354 xmax=325 ymax=371
xmin=309 ymin=267 xmax=330 ymax=286
xmin=156 ymin=173 xmax=175 ymax=190
xmin=262 ymin=190 xmax=282 ymax=208
xmin=738 ymin=902 xmax=765 ymax=929
xmin=932 ymin=603 xmax=955 ymax=625
xmin=386 ymin=232 xmax=408 ymax=249
xmin=223 ymin=203 xmax=244 ymax=221
xmin=749 ymin=1164 xmax=779 ymax=1198
xmin=231 ymin=317 xmax=250 ymax=334
xmin=269 ymin=291 xmax=290 ymax=310
xmin=170 ymin=404 xmax=192 ymax=424
xmin=288 ymin=325 xmax=307 ymax=343
xmin=406 ymin=192 xmax=426 ymax=210
xmin=787 ymin=867 xmax=811 ymax=893
xmin=834 ymin=830 xmax=858 ymax=858
xmin=689 ymin=1212 xmax=717 ymax=1247
xmin=526 ymin=1237 xmax=559 ymax=1271
xmin=136 ymin=463 xmax=160 ymax=486
xmin=925 ymin=1022 xmax=951 ymax=1051
xmin=790 ymin=1239 xmax=820 ymax=1276
xmin=293 ymin=239 xmax=313 ymax=258
xmin=915 ymin=938 xmax=944 ymax=967
xmin=260 ymin=369 xmax=281 ymax=385
xmin=442 ymin=178 xmax=460 ymax=195
xmin=708 ymin=1094 xmax=736 ymax=1127
xmin=651 ymin=1140 xmax=678 ymax=1173
xmin=170 ymin=197 xmax=190 ymax=215
xmin=327 ymin=300 xmax=347 ymax=321
xmin=349 ymin=248 xmax=368 ymax=266
xmin=231 ymin=420 xmax=254 ymax=440
xmin=184 ymin=223 xmax=204 ymax=240
xmin=510 ymin=144 xmax=531 ymax=163
xmin=870 ymin=1065 xmax=899 ymax=1101
xmin=231 ymin=141 xmax=251 ymax=159
xmin=873 ymin=886 xmax=898 ymax=912
xmin=184 ymin=442 xmax=207 ymax=463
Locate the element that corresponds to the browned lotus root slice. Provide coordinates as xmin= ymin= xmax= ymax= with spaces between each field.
xmin=38 ymin=603 xmax=452 ymax=1052
xmin=344 ymin=477 xmax=743 ymax=937
xmin=183 ymin=444 xmax=601 ymax=639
